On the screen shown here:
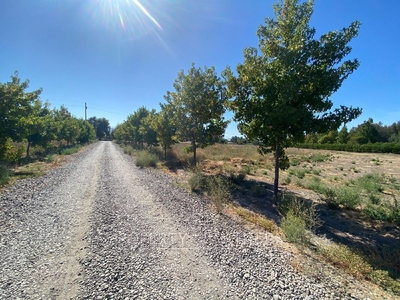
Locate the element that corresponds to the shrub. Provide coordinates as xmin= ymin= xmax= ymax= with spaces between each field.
xmin=135 ymin=151 xmax=158 ymax=168
xmin=206 ymin=175 xmax=231 ymax=205
xmin=123 ymin=145 xmax=135 ymax=155
xmin=60 ymin=146 xmax=80 ymax=155
xmin=0 ymin=165 xmax=10 ymax=185
xmin=45 ymin=155 xmax=55 ymax=163
xmin=278 ymin=193 xmax=320 ymax=231
xmin=188 ymin=170 xmax=207 ymax=192
xmin=281 ymin=213 xmax=307 ymax=243
xmin=229 ymin=172 xmax=246 ymax=184
xmin=322 ymin=187 xmax=361 ymax=209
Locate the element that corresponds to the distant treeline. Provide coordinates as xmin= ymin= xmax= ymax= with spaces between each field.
xmin=229 ymin=118 xmax=400 ymax=154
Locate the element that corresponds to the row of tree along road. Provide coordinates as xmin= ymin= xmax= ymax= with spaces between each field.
xmin=0 ymin=72 xmax=111 ymax=161
xmin=114 ymin=0 xmax=363 ymax=199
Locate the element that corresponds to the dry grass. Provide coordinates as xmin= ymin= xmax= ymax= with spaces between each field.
xmin=230 ymin=205 xmax=280 ymax=235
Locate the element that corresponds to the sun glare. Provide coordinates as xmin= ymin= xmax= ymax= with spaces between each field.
xmin=90 ymin=0 xmax=163 ymax=39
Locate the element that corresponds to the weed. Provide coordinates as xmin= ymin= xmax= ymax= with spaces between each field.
xmin=339 ymin=166 xmax=344 ymax=171
xmin=60 ymin=146 xmax=80 ymax=155
xmin=123 ymin=145 xmax=135 ymax=155
xmin=296 ymin=169 xmax=308 ymax=179
xmin=368 ymin=194 xmax=381 ymax=205
xmin=324 ymin=187 xmax=361 ymax=209
xmin=310 ymin=153 xmax=329 ymax=163
xmin=206 ymin=175 xmax=231 ymax=208
xmin=229 ymin=172 xmax=246 ymax=185
xmin=278 ymin=193 xmax=320 ymax=231
xmin=281 ymin=213 xmax=307 ymax=243
xmin=0 ymin=165 xmax=10 ymax=185
xmin=357 ymin=173 xmax=384 ymax=193
xmin=45 ymin=155 xmax=55 ymax=163
xmin=251 ymin=185 xmax=263 ymax=197
xmin=242 ymin=165 xmax=251 ymax=175
xmin=351 ymin=161 xmax=356 ymax=164
xmin=283 ymin=177 xmax=292 ymax=185
xmin=262 ymin=170 xmax=268 ymax=175
xmin=290 ymin=158 xmax=301 ymax=166
xmin=312 ymin=169 xmax=321 ymax=176
xmin=135 ymin=151 xmax=159 ymax=168
xmin=333 ymin=176 xmax=338 ymax=181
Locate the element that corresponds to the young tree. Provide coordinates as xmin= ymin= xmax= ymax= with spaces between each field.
xmin=0 ymin=72 xmax=42 ymax=159
xmin=150 ymin=104 xmax=178 ymax=159
xmin=223 ymin=0 xmax=362 ymax=199
xmin=165 ymin=63 xmax=229 ymax=165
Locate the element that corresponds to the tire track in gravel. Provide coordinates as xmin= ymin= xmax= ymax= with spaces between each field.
xmin=0 ymin=142 xmax=103 ymax=299
xmin=80 ymin=142 xmax=230 ymax=299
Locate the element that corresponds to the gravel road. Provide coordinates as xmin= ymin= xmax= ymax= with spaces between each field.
xmin=0 ymin=142 xmax=375 ymax=299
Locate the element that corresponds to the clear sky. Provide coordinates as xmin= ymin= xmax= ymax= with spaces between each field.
xmin=1 ymin=0 xmax=399 ymax=138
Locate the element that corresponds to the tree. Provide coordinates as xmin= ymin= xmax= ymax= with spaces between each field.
xmin=88 ymin=117 xmax=111 ymax=140
xmin=349 ymin=118 xmax=381 ymax=144
xmin=77 ymin=119 xmax=96 ymax=144
xmin=0 ymin=72 xmax=42 ymax=159
xmin=150 ymin=104 xmax=178 ymax=159
xmin=165 ymin=63 xmax=229 ymax=165
xmin=223 ymin=0 xmax=362 ymax=199
xmin=337 ymin=126 xmax=349 ymax=144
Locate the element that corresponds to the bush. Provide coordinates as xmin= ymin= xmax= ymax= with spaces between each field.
xmin=281 ymin=213 xmax=307 ymax=243
xmin=0 ymin=165 xmax=10 ymax=185
xmin=229 ymin=172 xmax=246 ymax=184
xmin=135 ymin=151 xmax=158 ymax=168
xmin=60 ymin=146 xmax=80 ymax=155
xmin=123 ymin=145 xmax=135 ymax=155
xmin=278 ymin=193 xmax=320 ymax=231
xmin=322 ymin=187 xmax=361 ymax=209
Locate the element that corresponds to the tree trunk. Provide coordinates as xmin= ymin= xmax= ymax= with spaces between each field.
xmin=192 ymin=139 xmax=197 ymax=165
xmin=274 ymin=139 xmax=280 ymax=203
xmin=164 ymin=146 xmax=167 ymax=160
xmin=26 ymin=141 xmax=31 ymax=158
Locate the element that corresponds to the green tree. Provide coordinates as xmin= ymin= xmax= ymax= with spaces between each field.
xmin=77 ymin=119 xmax=96 ymax=144
xmin=223 ymin=0 xmax=362 ymax=198
xmin=165 ymin=63 xmax=229 ymax=165
xmin=88 ymin=117 xmax=111 ymax=140
xmin=349 ymin=118 xmax=381 ymax=144
xmin=150 ymin=104 xmax=178 ymax=159
xmin=337 ymin=126 xmax=349 ymax=144
xmin=139 ymin=109 xmax=158 ymax=148
xmin=0 ymin=72 xmax=42 ymax=159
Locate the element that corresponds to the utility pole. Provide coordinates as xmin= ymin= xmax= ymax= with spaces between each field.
xmin=85 ymin=102 xmax=87 ymax=121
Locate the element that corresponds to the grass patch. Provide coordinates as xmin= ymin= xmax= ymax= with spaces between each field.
xmin=318 ymin=243 xmax=400 ymax=294
xmin=323 ymin=187 xmax=361 ymax=209
xmin=135 ymin=151 xmax=159 ymax=168
xmin=60 ymin=146 xmax=80 ymax=155
xmin=232 ymin=206 xmax=279 ymax=234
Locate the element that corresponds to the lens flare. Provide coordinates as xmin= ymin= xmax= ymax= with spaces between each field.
xmin=90 ymin=0 xmax=164 ymax=39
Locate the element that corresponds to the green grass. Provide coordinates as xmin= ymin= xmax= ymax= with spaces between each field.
xmin=60 ymin=146 xmax=80 ymax=155
xmin=281 ymin=213 xmax=306 ymax=243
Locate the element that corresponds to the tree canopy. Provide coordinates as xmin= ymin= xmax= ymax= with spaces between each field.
xmin=164 ymin=63 xmax=229 ymax=165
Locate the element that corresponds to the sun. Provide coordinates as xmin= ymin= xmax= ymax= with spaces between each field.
xmin=89 ymin=0 xmax=163 ymax=39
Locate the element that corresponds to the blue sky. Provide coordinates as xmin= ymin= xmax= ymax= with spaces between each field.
xmin=1 ymin=0 xmax=399 ymax=138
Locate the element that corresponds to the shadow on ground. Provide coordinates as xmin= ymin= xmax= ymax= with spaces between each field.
xmin=228 ymin=177 xmax=400 ymax=280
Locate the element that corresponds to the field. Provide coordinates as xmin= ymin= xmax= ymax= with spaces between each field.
xmin=152 ymin=143 xmax=400 ymax=295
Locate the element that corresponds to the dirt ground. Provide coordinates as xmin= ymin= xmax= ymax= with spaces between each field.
xmin=173 ymin=147 xmax=400 ymax=292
